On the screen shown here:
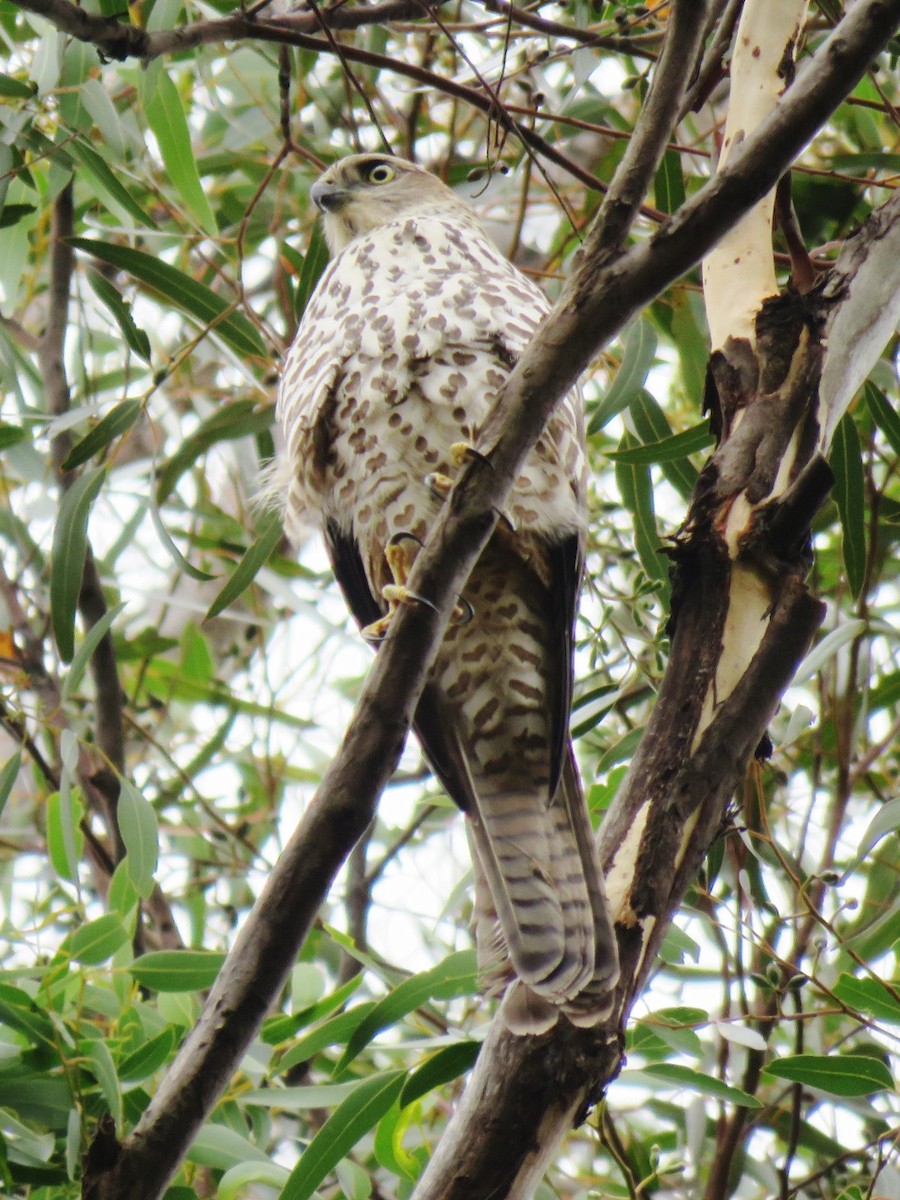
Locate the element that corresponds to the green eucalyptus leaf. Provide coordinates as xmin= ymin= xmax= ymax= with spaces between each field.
xmin=141 ymin=63 xmax=217 ymax=236
xmin=764 ymin=1053 xmax=893 ymax=1097
xmin=830 ymin=413 xmax=866 ymax=599
xmin=128 ymin=949 xmax=226 ymax=992
xmin=117 ymin=778 xmax=159 ymax=900
xmin=51 ymin=466 xmax=105 ymax=662
xmin=69 ymin=238 xmax=265 ymax=359
xmin=280 ymin=1070 xmax=406 ymax=1200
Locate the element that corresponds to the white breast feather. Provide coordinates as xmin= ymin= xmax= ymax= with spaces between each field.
xmin=276 ymin=213 xmax=584 ymax=543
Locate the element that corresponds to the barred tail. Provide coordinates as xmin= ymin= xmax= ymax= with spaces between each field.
xmin=467 ymin=750 xmax=618 ymax=1034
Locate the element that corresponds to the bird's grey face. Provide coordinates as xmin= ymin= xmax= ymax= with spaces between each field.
xmin=309 ymin=154 xmax=450 ymax=254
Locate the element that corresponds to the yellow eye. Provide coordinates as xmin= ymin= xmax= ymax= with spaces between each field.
xmin=366 ymin=163 xmax=395 ymax=185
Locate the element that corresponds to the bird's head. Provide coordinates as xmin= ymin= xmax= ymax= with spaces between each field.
xmin=309 ymin=154 xmax=470 ymax=255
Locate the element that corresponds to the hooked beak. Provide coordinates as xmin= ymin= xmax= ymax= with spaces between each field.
xmin=310 ymin=180 xmax=348 ymax=213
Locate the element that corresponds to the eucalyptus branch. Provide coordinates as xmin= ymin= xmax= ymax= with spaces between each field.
xmin=9 ymin=0 xmax=440 ymax=57
xmin=587 ymin=0 xmax=707 ymax=252
xmin=476 ymin=0 xmax=660 ymax=58
xmin=9 ymin=0 xmax=610 ymax=193
xmin=39 ymin=186 xmax=129 ymax=861
xmin=679 ymin=0 xmax=745 ymax=116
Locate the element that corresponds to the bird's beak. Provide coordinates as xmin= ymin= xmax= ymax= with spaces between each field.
xmin=310 ymin=180 xmax=348 ymax=213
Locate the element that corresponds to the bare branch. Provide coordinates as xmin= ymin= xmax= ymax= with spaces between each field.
xmin=8 ymin=0 xmax=439 ymax=58
xmin=587 ymin=0 xmax=708 ymax=251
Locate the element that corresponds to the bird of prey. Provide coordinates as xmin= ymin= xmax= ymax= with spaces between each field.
xmin=271 ymin=153 xmax=618 ymax=1033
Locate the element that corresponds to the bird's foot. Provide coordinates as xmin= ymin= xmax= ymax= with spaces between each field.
xmin=360 ymin=531 xmax=472 ymax=641
xmin=424 ymin=444 xmax=482 ymax=500
xmin=450 ymin=440 xmax=485 ymax=469
xmin=361 ymin=534 xmax=438 ymax=641
xmin=425 ymin=444 xmax=514 ymax=532
xmin=424 ymin=470 xmax=454 ymax=501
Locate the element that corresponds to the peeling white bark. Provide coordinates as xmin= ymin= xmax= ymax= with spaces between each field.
xmin=693 ymin=562 xmax=771 ymax=748
xmin=702 ymin=0 xmax=808 ymax=350
xmin=683 ymin=0 xmax=810 ymax=875
xmin=604 ymin=796 xmax=651 ymax=920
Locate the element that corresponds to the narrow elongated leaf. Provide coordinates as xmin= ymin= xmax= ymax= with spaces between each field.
xmin=107 ymin=857 xmax=139 ymax=917
xmin=241 ymin=1082 xmax=362 ymax=1109
xmin=793 ymin=619 xmax=867 ymax=683
xmin=148 ymin=495 xmax=216 ymax=583
xmin=188 ymin=1123 xmax=271 ymax=1169
xmin=764 ymin=1053 xmax=893 ymax=1096
xmin=141 ymin=661 xmax=311 ymax=727
xmin=287 ymin=224 xmax=330 ymax=320
xmin=205 ymin=510 xmax=283 ymax=619
xmin=587 ymin=318 xmax=657 ymax=434
xmin=65 ymin=1108 xmax=80 ymax=1182
xmin=117 ymin=778 xmax=158 ymax=900
xmin=61 ymin=914 xmax=129 ymax=965
xmin=47 ymin=747 xmax=83 ymax=882
xmin=624 ymin=1063 xmax=762 ymax=1108
xmin=609 ymin=420 xmax=713 ymax=466
xmin=399 ymin=1041 xmax=481 ymax=1107
xmin=633 ymin=390 xmax=698 ymax=498
xmin=615 ymin=437 xmax=668 ymax=591
xmin=61 ymin=602 xmax=124 ymax=699
xmin=0 ymin=750 xmax=21 ymax=822
xmin=128 ymin=949 xmax=226 ymax=992
xmin=654 ymin=148 xmax=686 ymax=214
xmin=89 ymin=1039 xmax=123 ymax=1129
xmin=0 ymin=74 xmax=34 ymax=99
xmin=830 ymin=413 xmax=866 ymax=598
xmin=85 ymin=277 xmax=152 ymax=365
xmin=141 ymin=65 xmax=217 ymax=236
xmin=117 ymin=1027 xmax=177 ymax=1082
xmin=278 ymin=1004 xmax=378 ymax=1074
xmin=65 ymin=136 xmax=152 ymax=226
xmin=0 ymin=982 xmax=57 ymax=1049
xmin=374 ymin=1098 xmax=424 ymax=1180
xmin=0 ymin=203 xmax=36 ymax=230
xmin=337 ymin=951 xmax=477 ymax=1073
xmin=51 ymin=466 xmax=105 ymax=662
xmin=69 ymin=238 xmax=265 ymax=359
xmin=218 ymin=1162 xmax=290 ymax=1200
xmin=62 ymin=398 xmax=143 ymax=470
xmin=832 ymin=974 xmax=900 ymax=1024
xmin=843 ymin=795 xmax=900 ymax=877
xmin=263 ymin=974 xmax=365 ymax=1046
xmin=0 ymin=423 xmax=27 ymax=450
xmin=865 ymin=381 xmax=900 ymax=456
xmin=714 ymin=1020 xmax=768 ymax=1052
xmin=280 ymin=1070 xmax=406 ymax=1200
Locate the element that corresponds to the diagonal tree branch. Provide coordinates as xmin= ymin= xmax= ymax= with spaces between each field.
xmin=81 ymin=2 xmax=900 ymax=1197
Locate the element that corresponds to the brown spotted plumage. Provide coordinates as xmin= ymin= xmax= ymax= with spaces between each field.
xmin=273 ymin=153 xmax=618 ymax=1032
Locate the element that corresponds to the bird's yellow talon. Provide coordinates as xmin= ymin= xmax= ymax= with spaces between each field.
xmin=424 ymin=470 xmax=455 ymax=500
xmin=384 ymin=537 xmax=416 ymax=585
xmin=361 ymin=534 xmax=436 ymax=640
xmin=450 ymin=596 xmax=475 ymax=626
xmin=450 ymin=441 xmax=480 ymax=468
xmin=360 ymin=615 xmax=393 ymax=642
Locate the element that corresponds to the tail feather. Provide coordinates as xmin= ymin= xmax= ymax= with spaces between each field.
xmin=466 ymin=749 xmax=619 ymax=1032
xmin=467 ymin=791 xmax=591 ymax=998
